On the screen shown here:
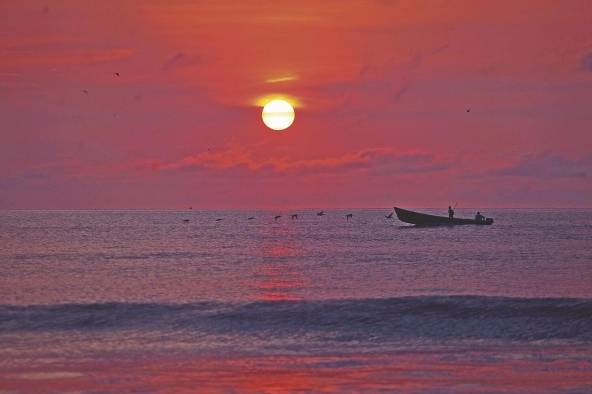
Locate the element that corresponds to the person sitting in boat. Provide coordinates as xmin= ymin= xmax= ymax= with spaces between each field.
xmin=475 ymin=211 xmax=485 ymax=222
xmin=448 ymin=206 xmax=454 ymax=220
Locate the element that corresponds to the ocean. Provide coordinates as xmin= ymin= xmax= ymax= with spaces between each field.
xmin=1 ymin=209 xmax=591 ymax=393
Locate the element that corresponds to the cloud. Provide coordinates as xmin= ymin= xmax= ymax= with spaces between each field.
xmin=142 ymin=147 xmax=449 ymax=176
xmin=266 ymin=74 xmax=297 ymax=83
xmin=582 ymin=52 xmax=592 ymax=71
xmin=492 ymin=153 xmax=591 ymax=179
xmin=0 ymin=170 xmax=52 ymax=190
xmin=392 ymin=86 xmax=409 ymax=102
xmin=308 ymin=43 xmax=450 ymax=107
xmin=161 ymin=52 xmax=200 ymax=72
xmin=0 ymin=47 xmax=133 ymax=67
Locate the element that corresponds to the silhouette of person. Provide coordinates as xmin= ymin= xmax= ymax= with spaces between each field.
xmin=448 ymin=206 xmax=454 ymax=220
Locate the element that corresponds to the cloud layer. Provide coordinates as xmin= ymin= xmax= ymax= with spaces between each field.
xmin=147 ymin=147 xmax=450 ymax=176
xmin=493 ymin=153 xmax=591 ymax=179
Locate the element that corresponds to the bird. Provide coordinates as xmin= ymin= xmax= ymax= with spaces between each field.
xmin=247 ymin=216 xmax=255 ymax=220
xmin=274 ymin=215 xmax=282 ymax=221
xmin=82 ymin=89 xmax=89 ymax=94
xmin=291 ymin=214 xmax=298 ymax=220
xmin=183 ymin=219 xmax=190 ymax=223
xmin=385 ymin=212 xmax=394 ymax=219
xmin=114 ymin=72 xmax=120 ymax=77
xmin=466 ymin=108 xmax=471 ymax=113
xmin=317 ymin=211 xmax=325 ymax=216
xmin=215 ymin=218 xmax=223 ymax=222
xmin=188 ymin=206 xmax=192 ymax=210
xmin=345 ymin=213 xmax=353 ymax=220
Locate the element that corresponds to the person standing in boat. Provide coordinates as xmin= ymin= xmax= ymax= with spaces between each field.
xmin=475 ymin=211 xmax=485 ymax=222
xmin=448 ymin=206 xmax=454 ymax=220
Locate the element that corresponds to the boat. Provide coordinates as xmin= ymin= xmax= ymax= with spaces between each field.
xmin=394 ymin=207 xmax=493 ymax=226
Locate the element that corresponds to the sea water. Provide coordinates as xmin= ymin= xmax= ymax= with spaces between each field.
xmin=1 ymin=209 xmax=591 ymax=392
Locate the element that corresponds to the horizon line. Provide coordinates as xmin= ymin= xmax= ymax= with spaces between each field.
xmin=1 ymin=207 xmax=592 ymax=211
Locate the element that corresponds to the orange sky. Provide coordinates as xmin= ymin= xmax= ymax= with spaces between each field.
xmin=1 ymin=0 xmax=591 ymax=208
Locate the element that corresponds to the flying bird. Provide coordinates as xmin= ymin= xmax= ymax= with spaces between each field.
xmin=274 ymin=215 xmax=282 ymax=221
xmin=183 ymin=219 xmax=190 ymax=223
xmin=345 ymin=214 xmax=353 ymax=220
xmin=466 ymin=108 xmax=471 ymax=113
xmin=215 ymin=218 xmax=223 ymax=222
xmin=82 ymin=89 xmax=89 ymax=94
xmin=317 ymin=211 xmax=325 ymax=216
xmin=248 ymin=216 xmax=255 ymax=220
xmin=114 ymin=72 xmax=120 ymax=77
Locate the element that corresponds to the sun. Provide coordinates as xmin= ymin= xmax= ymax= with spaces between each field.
xmin=262 ymin=99 xmax=295 ymax=131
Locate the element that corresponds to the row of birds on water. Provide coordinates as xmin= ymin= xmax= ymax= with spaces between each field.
xmin=182 ymin=210 xmax=395 ymax=223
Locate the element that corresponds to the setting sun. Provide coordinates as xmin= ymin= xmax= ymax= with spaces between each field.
xmin=262 ymin=99 xmax=295 ymax=131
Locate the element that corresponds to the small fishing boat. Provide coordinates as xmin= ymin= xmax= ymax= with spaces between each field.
xmin=394 ymin=207 xmax=493 ymax=226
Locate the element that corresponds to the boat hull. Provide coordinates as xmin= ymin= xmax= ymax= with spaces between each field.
xmin=394 ymin=207 xmax=493 ymax=226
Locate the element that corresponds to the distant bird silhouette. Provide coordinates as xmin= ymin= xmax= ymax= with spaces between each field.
xmin=247 ymin=216 xmax=255 ymax=220
xmin=291 ymin=214 xmax=298 ymax=220
xmin=274 ymin=215 xmax=282 ymax=221
xmin=345 ymin=213 xmax=353 ymax=220
xmin=317 ymin=211 xmax=325 ymax=216
xmin=466 ymin=108 xmax=471 ymax=113
xmin=215 ymin=218 xmax=223 ymax=222
xmin=114 ymin=72 xmax=120 ymax=77
xmin=188 ymin=206 xmax=192 ymax=210
xmin=183 ymin=219 xmax=190 ymax=223
xmin=82 ymin=89 xmax=89 ymax=94
xmin=385 ymin=212 xmax=394 ymax=219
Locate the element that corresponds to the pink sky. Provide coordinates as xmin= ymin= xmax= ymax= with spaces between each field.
xmin=1 ymin=0 xmax=591 ymax=209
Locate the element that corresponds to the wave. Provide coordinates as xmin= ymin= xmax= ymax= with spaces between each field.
xmin=1 ymin=296 xmax=591 ymax=341
xmin=11 ymin=251 xmax=213 ymax=261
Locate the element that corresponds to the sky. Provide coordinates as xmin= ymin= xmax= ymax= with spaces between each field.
xmin=1 ymin=0 xmax=591 ymax=209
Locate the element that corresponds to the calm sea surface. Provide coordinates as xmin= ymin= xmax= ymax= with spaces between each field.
xmin=1 ymin=209 xmax=591 ymax=393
